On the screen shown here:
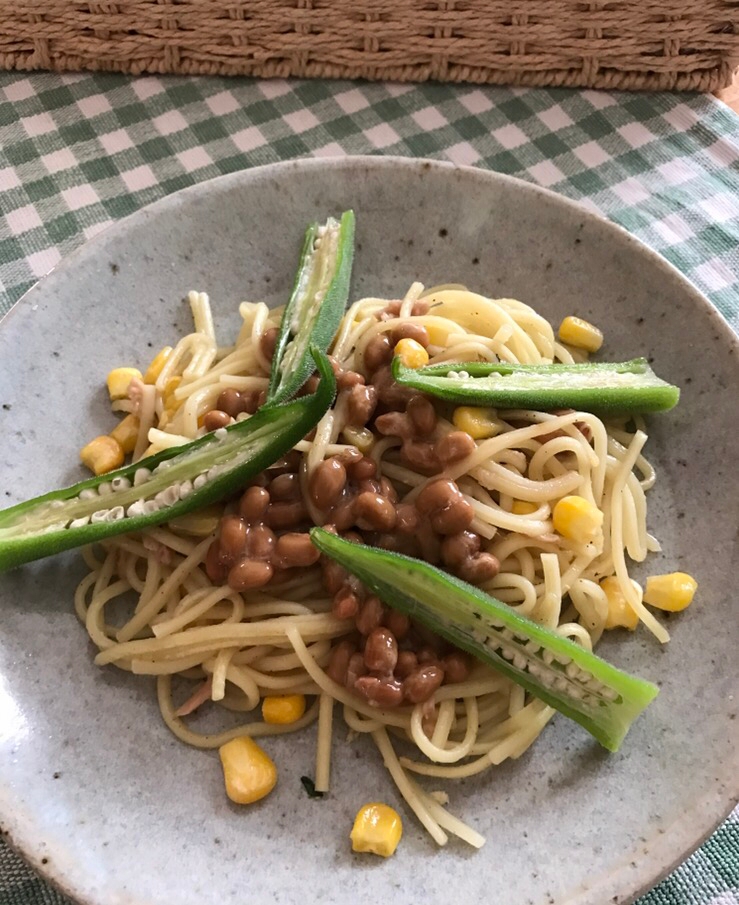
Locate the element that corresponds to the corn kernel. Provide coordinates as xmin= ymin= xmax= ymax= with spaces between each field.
xmin=106 ymin=367 xmax=142 ymax=401
xmin=218 ymin=737 xmax=277 ymax=805
xmin=162 ymin=376 xmax=182 ymax=414
xmin=143 ymin=346 xmax=173 ymax=384
xmin=424 ymin=323 xmax=449 ymax=346
xmin=80 ymin=435 xmax=125 ymax=476
xmin=350 ymin=803 xmax=403 ymax=857
xmin=394 ymin=338 xmax=429 ymax=369
xmin=511 ymin=500 xmax=538 ymax=515
xmin=558 ymin=316 xmax=603 ymax=353
xmin=452 ymin=406 xmax=499 ymax=440
xmin=643 ymin=572 xmax=697 ymax=612
xmin=552 ymin=495 xmax=603 ymax=543
xmin=601 ymin=576 xmax=639 ymax=630
xmin=169 ymin=505 xmax=223 ymax=537
xmin=262 ymin=694 xmax=306 ymax=725
xmin=109 ymin=414 xmax=140 ymax=455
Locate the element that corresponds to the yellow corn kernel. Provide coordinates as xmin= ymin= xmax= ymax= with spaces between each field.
xmin=558 ymin=316 xmax=604 ymax=353
xmin=601 ymin=576 xmax=639 ymax=630
xmin=80 ymin=435 xmax=125 ymax=476
xmin=643 ymin=572 xmax=697 ymax=612
xmin=262 ymin=694 xmax=306 ymax=725
xmin=162 ymin=376 xmax=182 ymax=414
xmin=143 ymin=346 xmax=173 ymax=384
xmin=393 ymin=338 xmax=429 ymax=369
xmin=109 ymin=414 xmax=140 ymax=455
xmin=169 ymin=505 xmax=223 ymax=537
xmin=106 ymin=367 xmax=142 ymax=401
xmin=511 ymin=500 xmax=538 ymax=515
xmin=452 ymin=406 xmax=499 ymax=440
xmin=350 ymin=803 xmax=403 ymax=858
xmin=218 ymin=737 xmax=277 ymax=805
xmin=552 ymin=495 xmax=603 ymax=543
xmin=424 ymin=323 xmax=449 ymax=346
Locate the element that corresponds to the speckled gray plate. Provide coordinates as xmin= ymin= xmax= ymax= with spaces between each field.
xmin=1 ymin=158 xmax=737 ymax=905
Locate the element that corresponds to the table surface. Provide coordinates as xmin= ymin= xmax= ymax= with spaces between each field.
xmin=0 ymin=69 xmax=737 ymax=905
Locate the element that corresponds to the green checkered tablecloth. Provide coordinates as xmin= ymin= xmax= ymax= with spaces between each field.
xmin=0 ymin=71 xmax=738 ymax=905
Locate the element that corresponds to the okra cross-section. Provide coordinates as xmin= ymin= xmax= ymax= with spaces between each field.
xmin=268 ymin=210 xmax=355 ymax=404
xmin=310 ymin=529 xmax=659 ymax=752
xmin=0 ymin=349 xmax=336 ymax=572
xmin=392 ymin=357 xmax=680 ymax=413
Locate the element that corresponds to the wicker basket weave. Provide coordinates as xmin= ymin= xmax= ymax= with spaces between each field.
xmin=0 ymin=1 xmax=737 ymax=92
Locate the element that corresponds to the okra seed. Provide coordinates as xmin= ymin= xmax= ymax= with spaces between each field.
xmin=111 ymin=476 xmax=131 ymax=492
xmin=193 ymin=474 xmax=207 ymax=491
xmin=91 ymin=510 xmax=109 ymax=523
xmin=133 ymin=468 xmax=151 ymax=486
xmin=79 ymin=488 xmax=98 ymax=501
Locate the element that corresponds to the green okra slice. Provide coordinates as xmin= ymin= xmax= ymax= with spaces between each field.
xmin=268 ymin=210 xmax=355 ymax=404
xmin=0 ymin=350 xmax=336 ymax=573
xmin=392 ymin=357 xmax=679 ymax=413
xmin=310 ymin=528 xmax=659 ymax=752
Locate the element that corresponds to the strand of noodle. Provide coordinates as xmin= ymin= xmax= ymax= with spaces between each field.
xmin=74 ymin=570 xmax=99 ymax=622
xmin=399 ymin=281 xmax=425 ymax=316
xmin=609 ymin=431 xmax=669 ymax=643
xmin=157 ymin=676 xmax=319 ymax=748
xmin=555 ymin=622 xmax=593 ymax=651
xmin=240 ymin=601 xmax=329 ymax=619
xmin=429 ymin=340 xmax=499 ymax=363
xmin=230 ymin=646 xmax=272 ymax=666
xmin=255 ymin=640 xmax=332 ymax=672
xmin=430 ymin=699 xmax=456 ymax=749
xmin=508 ymin=684 xmax=526 ymax=716
xmin=177 ymin=384 xmax=222 ymax=438
xmin=121 ymin=552 xmax=146 ymax=593
xmin=376 ymin=460 xmax=425 ymax=488
xmin=459 ymin=489 xmax=552 ymax=537
xmin=172 ymin=350 xmax=257 ymax=400
xmin=470 ymin=462 xmax=582 ymax=502
xmin=487 ymin=703 xmax=555 ymax=763
xmin=188 ymin=290 xmax=216 ymax=341
xmin=569 ymin=579 xmax=608 ymax=643
xmin=552 ymin=341 xmax=576 ymax=364
xmin=144 ymin=528 xmax=200 ymax=557
xmin=400 ymin=750 xmax=496 ymax=780
xmin=332 ymin=298 xmax=382 ymax=358
xmin=212 ymin=375 xmax=269 ymax=392
xmin=134 ymin=556 xmax=163 ymax=614
xmin=130 ymin=654 xmax=208 ymax=675
xmin=133 ymin=384 xmax=157 ymax=461
xmin=405 ymin=776 xmax=486 ymax=848
xmin=285 ymin=627 xmax=411 ymax=729
xmin=230 ymin=664 xmax=314 ymax=692
xmin=536 ymin=553 xmax=563 ymax=629
xmin=315 ymin=695 xmax=334 ymax=793
xmin=220 ymin=664 xmax=260 ymax=710
xmin=104 ymin=535 xmax=151 ymax=559
xmin=249 ymin=303 xmax=273 ymax=373
xmin=152 ymin=587 xmax=241 ymax=638
xmin=85 ymin=579 xmax=132 ymax=649
xmin=343 ymin=705 xmax=382 ymax=733
xmin=99 ymin=615 xmax=350 ymax=665
xmin=410 ymin=697 xmax=479 ymax=763
xmin=528 ymin=436 xmax=596 ymax=485
xmin=209 ymin=648 xmax=235 ymax=700
xmin=371 ymin=728 xmax=448 ymax=846
xmin=621 ymin=480 xmax=646 ymax=562
xmin=146 ymin=428 xmax=191 ymax=452
xmin=434 ymin=675 xmax=509 ymax=701
xmin=308 ymin=407 xmax=336 ymax=472
xmin=486 ymin=574 xmax=538 ymax=614
xmin=607 ymin=432 xmax=656 ymax=489
xmin=116 ymin=537 xmax=212 ymax=642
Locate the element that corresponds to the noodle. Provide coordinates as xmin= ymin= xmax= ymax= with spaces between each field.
xmin=75 ymin=282 xmax=669 ymax=847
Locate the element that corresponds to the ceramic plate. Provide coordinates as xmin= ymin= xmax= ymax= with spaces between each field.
xmin=1 ymin=158 xmax=737 ymax=905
